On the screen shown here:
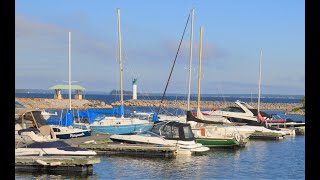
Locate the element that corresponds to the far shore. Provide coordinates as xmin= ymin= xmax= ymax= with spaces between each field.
xmin=15 ymin=97 xmax=305 ymax=116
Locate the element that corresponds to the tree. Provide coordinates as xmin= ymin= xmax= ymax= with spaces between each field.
xmin=301 ymin=96 xmax=305 ymax=108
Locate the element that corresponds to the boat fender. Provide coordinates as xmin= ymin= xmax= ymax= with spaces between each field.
xmin=50 ymin=161 xmax=62 ymax=166
xmin=235 ymin=134 xmax=241 ymax=142
xmin=35 ymin=159 xmax=48 ymax=166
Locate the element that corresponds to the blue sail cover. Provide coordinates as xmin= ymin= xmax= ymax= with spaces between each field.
xmin=117 ymin=105 xmax=124 ymax=117
xmin=46 ymin=109 xmax=73 ymax=126
xmin=62 ymin=110 xmax=73 ymax=126
xmin=47 ymin=106 xmax=126 ymax=125
xmin=152 ymin=112 xmax=159 ymax=122
xmin=46 ymin=119 xmax=60 ymax=125
xmin=76 ymin=106 xmax=125 ymax=123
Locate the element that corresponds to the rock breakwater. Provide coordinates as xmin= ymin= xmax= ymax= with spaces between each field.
xmin=111 ymin=99 xmax=305 ymax=115
xmin=15 ymin=98 xmax=113 ymax=109
xmin=15 ymin=98 xmax=304 ymax=116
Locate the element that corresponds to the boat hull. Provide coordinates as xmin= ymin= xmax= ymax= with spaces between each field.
xmin=195 ymin=138 xmax=240 ymax=148
xmin=55 ymin=130 xmax=91 ymax=139
xmin=90 ymin=124 xmax=153 ymax=134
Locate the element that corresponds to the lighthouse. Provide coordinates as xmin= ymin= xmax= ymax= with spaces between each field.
xmin=132 ymin=78 xmax=137 ymax=100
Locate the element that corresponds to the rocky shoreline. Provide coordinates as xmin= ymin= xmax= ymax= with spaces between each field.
xmin=15 ymin=98 xmax=304 ymax=116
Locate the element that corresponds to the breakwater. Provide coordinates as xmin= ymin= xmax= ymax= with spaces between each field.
xmin=111 ymin=99 xmax=305 ymax=115
xmin=15 ymin=98 xmax=112 ymax=109
xmin=15 ymin=98 xmax=304 ymax=115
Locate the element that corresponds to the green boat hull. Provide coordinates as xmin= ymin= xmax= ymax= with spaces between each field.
xmin=196 ymin=138 xmax=240 ymax=148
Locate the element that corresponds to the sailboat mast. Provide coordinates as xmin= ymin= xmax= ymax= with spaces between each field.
xmin=68 ymin=31 xmax=72 ymax=111
xmin=257 ymin=48 xmax=262 ymax=113
xmin=197 ymin=26 xmax=203 ymax=111
xmin=187 ymin=8 xmax=194 ymax=111
xmin=117 ymin=8 xmax=124 ymax=107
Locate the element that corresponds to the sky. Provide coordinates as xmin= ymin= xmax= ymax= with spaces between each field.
xmin=15 ymin=0 xmax=305 ymax=95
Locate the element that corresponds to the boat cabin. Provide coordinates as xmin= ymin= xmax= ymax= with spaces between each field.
xmin=149 ymin=121 xmax=195 ymax=141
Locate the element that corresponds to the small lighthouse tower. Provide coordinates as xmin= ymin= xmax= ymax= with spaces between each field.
xmin=132 ymin=78 xmax=137 ymax=100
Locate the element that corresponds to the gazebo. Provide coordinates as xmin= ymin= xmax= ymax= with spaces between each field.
xmin=49 ymin=84 xmax=86 ymax=100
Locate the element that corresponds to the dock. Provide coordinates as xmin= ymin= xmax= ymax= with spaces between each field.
xmin=79 ymin=142 xmax=178 ymax=158
xmin=295 ymin=126 xmax=305 ymax=135
xmin=15 ymin=156 xmax=100 ymax=173
xmin=249 ymin=131 xmax=285 ymax=140
xmin=59 ymin=133 xmax=179 ymax=158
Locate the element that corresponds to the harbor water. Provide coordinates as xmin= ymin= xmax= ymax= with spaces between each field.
xmin=15 ymin=93 xmax=305 ymax=179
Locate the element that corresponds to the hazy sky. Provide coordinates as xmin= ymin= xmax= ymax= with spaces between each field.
xmin=15 ymin=0 xmax=305 ymax=95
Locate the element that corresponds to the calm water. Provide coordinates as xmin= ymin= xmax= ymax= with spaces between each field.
xmin=15 ymin=136 xmax=305 ymax=179
xmin=15 ymin=93 xmax=305 ymax=179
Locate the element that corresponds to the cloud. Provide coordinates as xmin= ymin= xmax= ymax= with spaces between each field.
xmin=15 ymin=15 xmax=114 ymax=60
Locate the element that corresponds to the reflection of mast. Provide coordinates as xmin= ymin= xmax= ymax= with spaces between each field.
xmin=187 ymin=8 xmax=194 ymax=111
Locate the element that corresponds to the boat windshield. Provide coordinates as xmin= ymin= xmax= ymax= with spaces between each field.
xmin=150 ymin=122 xmax=165 ymax=135
xmin=139 ymin=131 xmax=161 ymax=137
xmin=183 ymin=126 xmax=194 ymax=139
xmin=221 ymin=107 xmax=245 ymax=113
xmin=149 ymin=121 xmax=195 ymax=141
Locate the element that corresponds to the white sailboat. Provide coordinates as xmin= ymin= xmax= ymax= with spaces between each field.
xmin=89 ymin=8 xmax=153 ymax=134
xmin=186 ymin=19 xmax=231 ymax=125
xmin=49 ymin=32 xmax=92 ymax=139
xmin=184 ymin=22 xmax=246 ymax=147
xmin=109 ymin=9 xmax=209 ymax=154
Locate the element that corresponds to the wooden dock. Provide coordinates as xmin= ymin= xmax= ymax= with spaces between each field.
xmin=295 ymin=126 xmax=305 ymax=135
xmin=249 ymin=131 xmax=285 ymax=140
xmin=79 ymin=143 xmax=178 ymax=158
xmin=59 ymin=133 xmax=179 ymax=158
xmin=15 ymin=156 xmax=100 ymax=173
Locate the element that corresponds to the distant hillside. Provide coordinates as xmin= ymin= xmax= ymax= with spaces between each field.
xmin=15 ymin=89 xmax=53 ymax=94
xmin=110 ymin=90 xmax=137 ymax=95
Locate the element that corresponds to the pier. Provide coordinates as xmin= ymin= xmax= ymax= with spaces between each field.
xmin=66 ymin=133 xmax=178 ymax=158
xmin=15 ymin=156 xmax=100 ymax=173
xmin=249 ymin=132 xmax=285 ymax=140
xmin=79 ymin=143 xmax=178 ymax=158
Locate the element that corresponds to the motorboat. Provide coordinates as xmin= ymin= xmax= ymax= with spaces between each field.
xmin=110 ymin=121 xmax=209 ymax=154
xmin=202 ymin=100 xmax=305 ymax=128
xmin=15 ymin=109 xmax=57 ymax=143
xmin=190 ymin=123 xmax=251 ymax=148
xmin=202 ymin=100 xmax=261 ymax=123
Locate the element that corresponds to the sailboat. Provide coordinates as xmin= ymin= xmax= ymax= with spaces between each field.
xmin=255 ymin=49 xmax=301 ymax=135
xmin=184 ymin=23 xmax=245 ymax=147
xmin=47 ymin=32 xmax=92 ymax=139
xmin=109 ymin=9 xmax=209 ymax=154
xmin=89 ymin=8 xmax=153 ymax=134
